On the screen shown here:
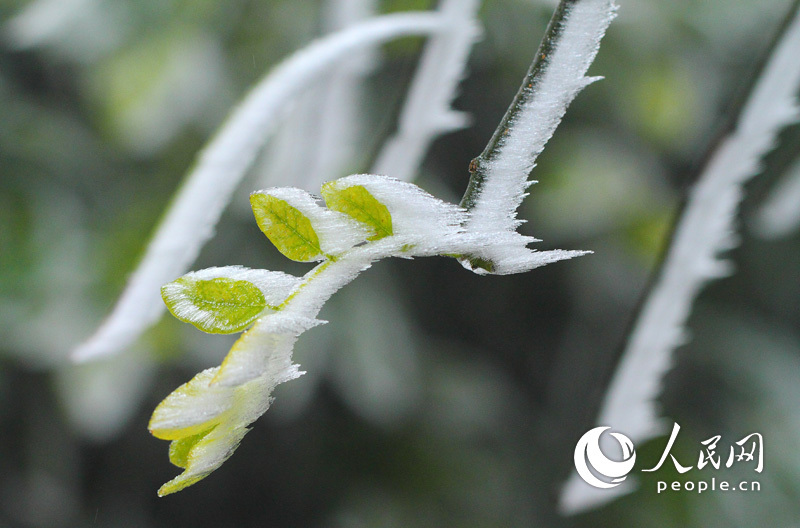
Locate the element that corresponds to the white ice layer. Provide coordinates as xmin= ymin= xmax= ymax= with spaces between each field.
xmin=560 ymin=3 xmax=800 ymax=515
xmin=209 ymin=259 xmax=382 ymax=392
xmin=72 ymin=12 xmax=447 ymax=362
xmin=329 ymin=174 xmax=467 ymax=239
xmin=178 ymin=424 xmax=249 ymax=479
xmin=465 ymin=244 xmax=590 ymax=275
xmin=213 ymin=313 xmax=323 ymax=387
xmin=154 ymin=372 xmax=281 ymax=493
xmin=454 ymin=0 xmax=615 ymax=275
xmin=182 ymin=266 xmax=300 ymax=305
xmin=330 ymin=175 xmax=590 ymax=271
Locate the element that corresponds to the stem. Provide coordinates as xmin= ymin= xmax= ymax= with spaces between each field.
xmin=459 ymin=0 xmax=577 ymax=211
xmin=456 ymin=0 xmax=614 ymax=273
xmin=276 ymin=259 xmax=335 ymax=309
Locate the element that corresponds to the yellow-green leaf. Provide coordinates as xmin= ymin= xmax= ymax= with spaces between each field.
xmin=151 ymin=367 xmax=277 ymax=495
xmin=321 ymin=183 xmax=393 ymax=240
xmin=158 ymin=472 xmax=213 ymax=497
xmin=168 ymin=427 xmax=216 ymax=468
xmin=148 ymin=368 xmax=232 ymax=441
xmin=157 ymin=424 xmax=249 ymax=496
xmin=250 ymin=193 xmax=324 ymax=261
xmin=161 ymin=276 xmax=267 ymax=334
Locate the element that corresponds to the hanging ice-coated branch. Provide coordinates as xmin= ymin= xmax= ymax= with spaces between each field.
xmin=149 ymin=0 xmax=616 ymax=496
xmin=560 ymin=0 xmax=800 ymax=514
xmin=372 ymin=0 xmax=482 ymax=181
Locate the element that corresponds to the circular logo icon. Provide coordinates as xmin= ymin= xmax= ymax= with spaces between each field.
xmin=574 ymin=426 xmax=636 ymax=489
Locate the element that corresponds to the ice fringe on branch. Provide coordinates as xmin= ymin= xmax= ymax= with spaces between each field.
xmin=752 ymin=155 xmax=800 ymax=239
xmin=148 ymin=0 xmax=615 ymax=495
xmin=71 ymin=12 xmax=447 ymax=362
xmin=560 ymin=2 xmax=800 ymax=514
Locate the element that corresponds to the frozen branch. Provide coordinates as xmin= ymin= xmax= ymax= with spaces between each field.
xmin=458 ymin=0 xmax=617 ymax=274
xmin=372 ymin=0 xmax=482 ymax=181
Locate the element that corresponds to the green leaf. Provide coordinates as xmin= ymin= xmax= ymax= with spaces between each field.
xmin=168 ymin=427 xmax=216 ymax=468
xmin=321 ymin=183 xmax=393 ymax=240
xmin=161 ymin=276 xmax=268 ymax=334
xmin=157 ymin=426 xmax=249 ymax=497
xmin=151 ymin=369 xmax=270 ymax=496
xmin=250 ymin=193 xmax=324 ymax=261
xmin=148 ymin=368 xmax=232 ymax=441
xmin=158 ymin=473 xmax=212 ymax=497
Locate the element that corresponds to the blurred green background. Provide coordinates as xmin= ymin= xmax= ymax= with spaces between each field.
xmin=1 ymin=0 xmax=799 ymax=526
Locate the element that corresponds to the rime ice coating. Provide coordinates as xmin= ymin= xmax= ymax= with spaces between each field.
xmin=560 ymin=3 xmax=800 ymax=514
xmin=161 ymin=266 xmax=302 ymax=333
xmin=467 ymin=0 xmax=617 ymax=234
xmin=149 ymin=368 xmax=287 ymax=496
xmin=325 ymin=175 xmax=468 ymax=244
xmin=251 ymin=187 xmax=372 ymax=258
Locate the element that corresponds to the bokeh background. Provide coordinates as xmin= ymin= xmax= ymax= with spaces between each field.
xmin=2 ymin=0 xmax=799 ymax=526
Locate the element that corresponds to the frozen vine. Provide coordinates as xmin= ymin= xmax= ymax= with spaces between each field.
xmin=148 ymin=0 xmax=615 ymax=495
xmin=458 ymin=0 xmax=616 ymax=274
xmin=560 ymin=2 xmax=800 ymax=514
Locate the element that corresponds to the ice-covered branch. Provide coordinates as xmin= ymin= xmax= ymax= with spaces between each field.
xmin=560 ymin=2 xmax=800 ymax=514
xmin=458 ymin=0 xmax=617 ymax=274
xmin=372 ymin=0 xmax=482 ymax=181
xmin=72 ymin=12 xmax=446 ymax=362
xmin=148 ymin=175 xmax=500 ymax=494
